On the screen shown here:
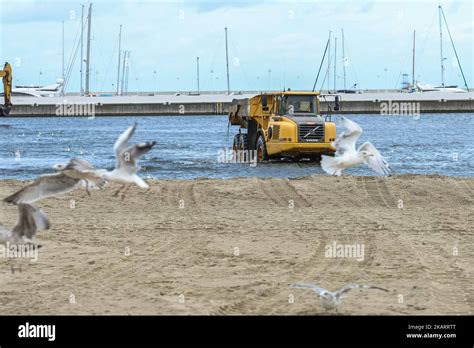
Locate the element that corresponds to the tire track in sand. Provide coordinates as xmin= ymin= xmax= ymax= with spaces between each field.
xmin=211 ymin=216 xmax=381 ymax=315
xmin=354 ymin=176 xmax=396 ymax=208
xmin=257 ymin=178 xmax=311 ymax=208
xmin=160 ymin=181 xmax=200 ymax=212
xmin=424 ymin=221 xmax=473 ymax=314
xmin=450 ymin=178 xmax=474 ymax=202
xmin=86 ymin=181 xmax=203 ymax=312
xmin=368 ymin=213 xmax=472 ymax=315
xmin=211 ymin=228 xmax=334 ymax=315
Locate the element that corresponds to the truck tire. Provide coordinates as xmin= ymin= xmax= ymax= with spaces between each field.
xmin=233 ymin=134 xmax=240 ymax=159
xmin=239 ymin=134 xmax=249 ymax=162
xmin=256 ymin=134 xmax=268 ymax=162
xmin=239 ymin=134 xmax=248 ymax=151
xmin=309 ymin=154 xmax=322 ymax=162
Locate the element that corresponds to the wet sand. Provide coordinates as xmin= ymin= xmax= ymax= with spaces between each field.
xmin=0 ymin=174 xmax=472 ymax=315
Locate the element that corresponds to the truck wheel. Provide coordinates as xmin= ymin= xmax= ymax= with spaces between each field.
xmin=239 ymin=134 xmax=248 ymax=151
xmin=256 ymin=135 xmax=268 ymax=162
xmin=309 ymin=154 xmax=322 ymax=162
xmin=239 ymin=134 xmax=249 ymax=162
xmin=233 ymin=135 xmax=240 ymax=160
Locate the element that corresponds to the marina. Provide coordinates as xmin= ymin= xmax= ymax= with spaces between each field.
xmin=0 ymin=0 xmax=473 ymax=338
xmin=2 ymin=2 xmax=472 ymax=117
xmin=7 ymin=90 xmax=474 ymax=116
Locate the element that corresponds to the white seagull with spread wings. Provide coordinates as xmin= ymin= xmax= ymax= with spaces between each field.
xmin=105 ymin=123 xmax=157 ymax=198
xmin=290 ymin=283 xmax=389 ymax=311
xmin=4 ymin=158 xmax=107 ymax=204
xmin=321 ymin=116 xmax=391 ymax=176
xmin=0 ymin=204 xmax=50 ymax=273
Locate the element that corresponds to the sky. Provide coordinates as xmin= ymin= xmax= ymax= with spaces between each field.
xmin=0 ymin=0 xmax=472 ymax=93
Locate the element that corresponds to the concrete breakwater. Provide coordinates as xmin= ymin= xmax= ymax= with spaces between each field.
xmin=7 ymin=91 xmax=474 ymax=116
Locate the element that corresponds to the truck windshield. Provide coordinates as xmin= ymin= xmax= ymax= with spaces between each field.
xmin=282 ymin=95 xmax=317 ymax=114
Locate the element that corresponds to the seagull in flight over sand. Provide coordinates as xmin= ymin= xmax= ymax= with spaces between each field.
xmin=290 ymin=283 xmax=389 ymax=311
xmin=4 ymin=158 xmax=107 ymax=204
xmin=105 ymin=123 xmax=157 ymax=199
xmin=321 ymin=116 xmax=391 ymax=176
xmin=0 ymin=204 xmax=50 ymax=273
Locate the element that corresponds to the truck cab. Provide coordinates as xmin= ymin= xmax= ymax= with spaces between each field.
xmin=229 ymin=91 xmax=337 ymax=162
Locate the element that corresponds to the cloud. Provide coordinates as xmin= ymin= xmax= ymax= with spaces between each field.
xmin=359 ymin=1 xmax=376 ymax=13
xmin=190 ymin=0 xmax=265 ymax=12
xmin=0 ymin=0 xmax=76 ymax=23
xmin=0 ymin=0 xmax=471 ymax=91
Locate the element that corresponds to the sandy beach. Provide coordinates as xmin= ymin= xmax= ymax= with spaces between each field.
xmin=0 ymin=174 xmax=472 ymax=315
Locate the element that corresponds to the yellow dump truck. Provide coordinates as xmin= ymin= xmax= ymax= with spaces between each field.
xmin=229 ymin=91 xmax=337 ymax=162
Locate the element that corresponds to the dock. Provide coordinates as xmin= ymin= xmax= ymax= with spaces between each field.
xmin=7 ymin=90 xmax=474 ymax=116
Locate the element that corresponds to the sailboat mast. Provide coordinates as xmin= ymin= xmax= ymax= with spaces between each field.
xmin=438 ymin=5 xmax=445 ymax=88
xmin=412 ymin=30 xmax=416 ymax=87
xmin=121 ymin=50 xmax=127 ymax=94
xmin=62 ymin=20 xmax=65 ymax=95
xmin=312 ymin=38 xmax=329 ymax=92
xmin=225 ymin=27 xmax=230 ymax=94
xmin=327 ymin=31 xmax=331 ymax=92
xmin=80 ymin=4 xmax=84 ymax=95
xmin=341 ymin=28 xmax=346 ymax=91
xmin=125 ymin=51 xmax=130 ymax=94
xmin=333 ymin=36 xmax=337 ymax=92
xmin=85 ymin=3 xmax=92 ymax=95
xmin=117 ymin=24 xmax=122 ymax=96
xmin=196 ymin=56 xmax=200 ymax=94
xmin=439 ymin=5 xmax=470 ymax=91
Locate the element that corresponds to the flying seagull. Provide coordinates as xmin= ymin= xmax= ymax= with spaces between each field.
xmin=290 ymin=283 xmax=389 ymax=311
xmin=105 ymin=123 xmax=157 ymax=199
xmin=4 ymin=158 xmax=107 ymax=204
xmin=0 ymin=204 xmax=50 ymax=273
xmin=321 ymin=116 xmax=391 ymax=176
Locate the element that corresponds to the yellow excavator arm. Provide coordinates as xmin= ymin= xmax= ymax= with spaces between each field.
xmin=0 ymin=62 xmax=12 ymax=116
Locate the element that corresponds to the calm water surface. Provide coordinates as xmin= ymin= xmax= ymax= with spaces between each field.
xmin=0 ymin=114 xmax=472 ymax=179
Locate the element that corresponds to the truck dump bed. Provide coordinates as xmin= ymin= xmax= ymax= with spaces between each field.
xmin=229 ymin=98 xmax=251 ymax=127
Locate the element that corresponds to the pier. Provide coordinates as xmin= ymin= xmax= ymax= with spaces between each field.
xmin=7 ymin=90 xmax=474 ymax=116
